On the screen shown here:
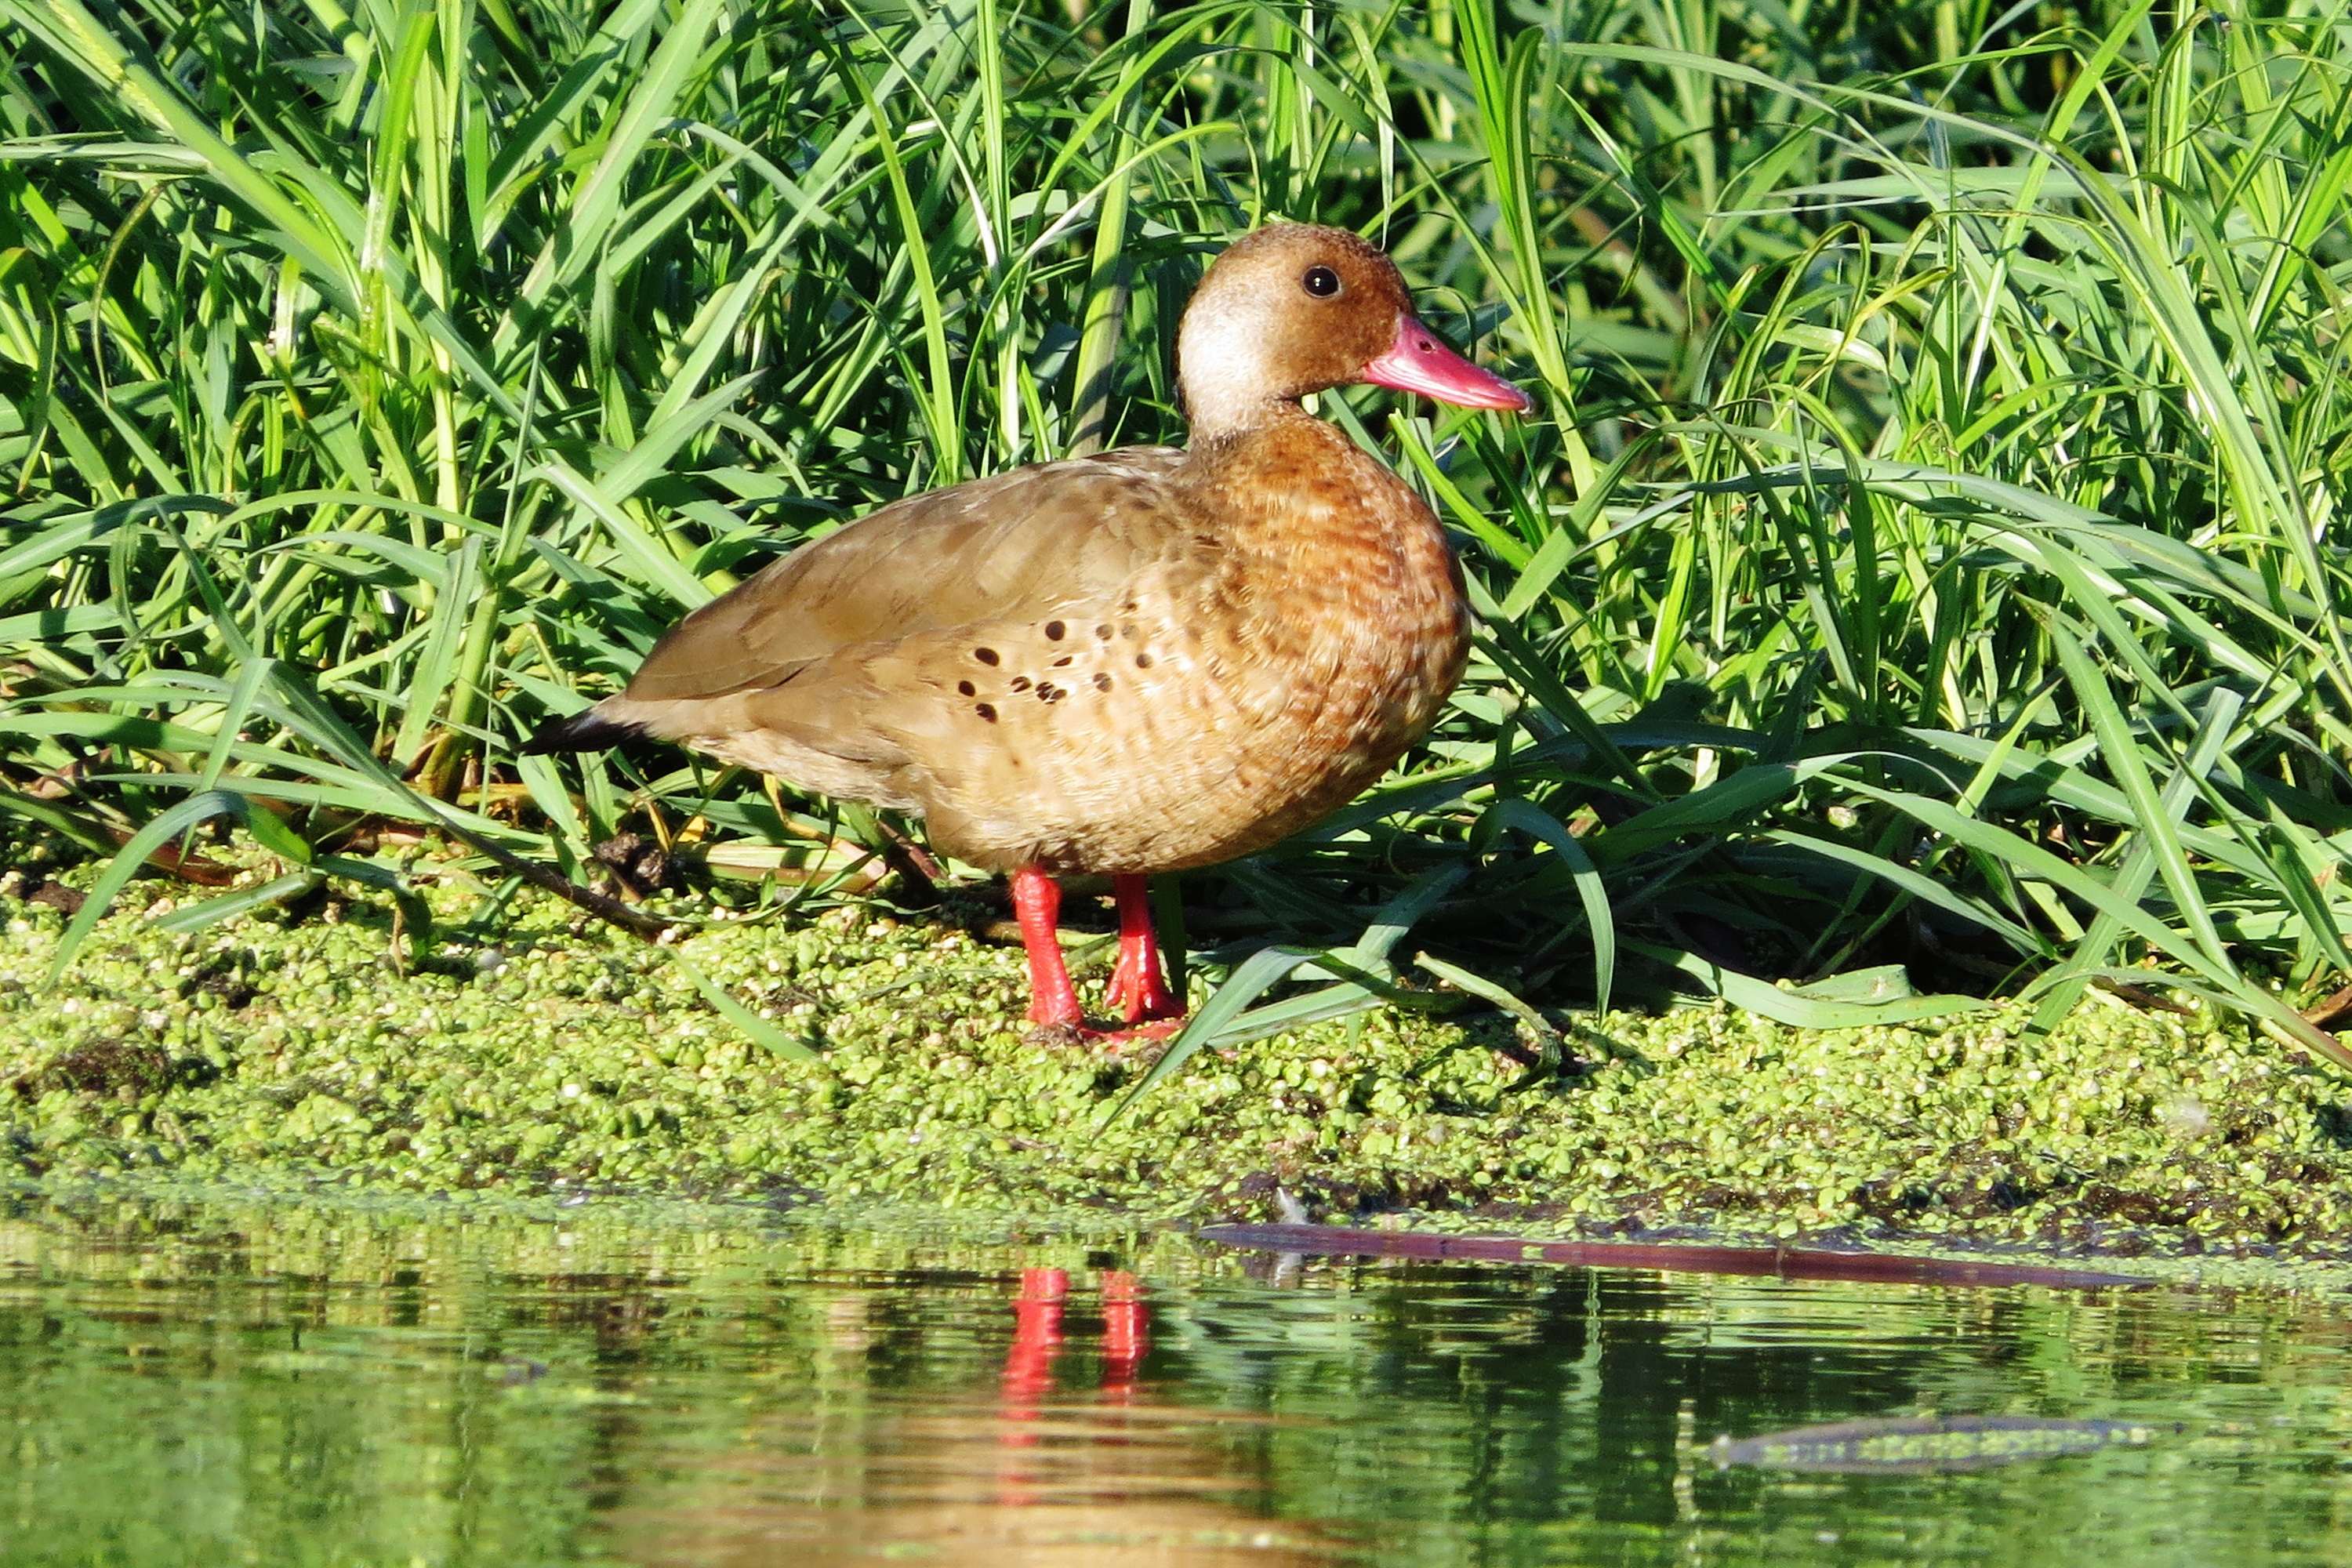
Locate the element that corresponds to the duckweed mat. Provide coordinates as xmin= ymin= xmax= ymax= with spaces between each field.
xmin=5 ymin=872 xmax=2349 ymax=1258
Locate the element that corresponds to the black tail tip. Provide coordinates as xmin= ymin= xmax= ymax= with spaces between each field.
xmin=521 ymin=709 xmax=648 ymax=757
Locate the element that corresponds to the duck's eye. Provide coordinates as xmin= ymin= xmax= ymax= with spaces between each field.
xmin=1301 ymin=265 xmax=1341 ymax=298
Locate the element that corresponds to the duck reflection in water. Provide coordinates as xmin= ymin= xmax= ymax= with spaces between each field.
xmin=996 ymin=1267 xmax=1149 ymax=1493
xmin=602 ymin=1267 xmax=1340 ymax=1567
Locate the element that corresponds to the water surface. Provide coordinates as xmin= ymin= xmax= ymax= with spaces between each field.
xmin=4 ymin=1193 xmax=2348 ymax=1566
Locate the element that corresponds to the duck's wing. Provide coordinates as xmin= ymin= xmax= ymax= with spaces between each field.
xmin=622 ymin=446 xmax=1191 ymax=705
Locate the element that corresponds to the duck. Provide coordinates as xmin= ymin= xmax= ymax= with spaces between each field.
xmin=525 ymin=222 xmax=1528 ymax=1036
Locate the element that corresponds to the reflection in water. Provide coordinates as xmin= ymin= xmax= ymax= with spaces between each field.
xmin=606 ymin=1265 xmax=1343 ymax=1567
xmin=3 ymin=1195 xmax=2351 ymax=1568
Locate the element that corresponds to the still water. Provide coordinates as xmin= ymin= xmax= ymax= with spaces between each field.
xmin=3 ymin=1193 xmax=2348 ymax=1566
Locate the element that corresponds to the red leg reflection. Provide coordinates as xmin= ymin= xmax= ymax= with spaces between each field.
xmin=998 ymin=1266 xmax=1155 ymax=1510
xmin=1000 ymin=1265 xmax=1067 ymax=1430
xmin=996 ymin=1267 xmax=1069 ymax=1510
xmin=1098 ymin=1270 xmax=1150 ymax=1400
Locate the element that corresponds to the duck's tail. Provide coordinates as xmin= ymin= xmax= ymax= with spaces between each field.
xmin=520 ymin=706 xmax=648 ymax=756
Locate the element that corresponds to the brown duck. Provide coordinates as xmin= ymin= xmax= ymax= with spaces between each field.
xmin=527 ymin=223 xmax=1528 ymax=1034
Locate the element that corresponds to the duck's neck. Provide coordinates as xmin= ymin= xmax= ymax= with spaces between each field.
xmin=1181 ymin=413 xmax=1463 ymax=619
xmin=1181 ymin=409 xmax=1415 ymax=532
xmin=1180 ymin=386 xmax=1303 ymax=445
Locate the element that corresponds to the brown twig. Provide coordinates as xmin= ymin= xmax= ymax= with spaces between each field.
xmin=423 ymin=808 xmax=673 ymax=940
xmin=869 ymin=815 xmax=944 ymax=907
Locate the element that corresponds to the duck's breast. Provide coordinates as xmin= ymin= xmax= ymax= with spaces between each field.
xmin=1156 ymin=419 xmax=1470 ymax=855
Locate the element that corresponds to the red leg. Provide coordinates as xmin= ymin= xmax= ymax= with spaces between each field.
xmin=1014 ymin=866 xmax=1083 ymax=1027
xmin=1104 ymin=874 xmax=1182 ymax=1023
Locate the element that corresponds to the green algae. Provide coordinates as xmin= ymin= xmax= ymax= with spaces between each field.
xmin=5 ymin=863 xmax=2350 ymax=1258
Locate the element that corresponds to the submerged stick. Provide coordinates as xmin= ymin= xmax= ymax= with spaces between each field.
xmin=1711 ymin=1414 xmax=2176 ymax=1472
xmin=1196 ymin=1222 xmax=2150 ymax=1290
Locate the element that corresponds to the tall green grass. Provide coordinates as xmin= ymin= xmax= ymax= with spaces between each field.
xmin=2 ymin=0 xmax=2350 ymax=1063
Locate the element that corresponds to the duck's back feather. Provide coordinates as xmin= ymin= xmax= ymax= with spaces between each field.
xmin=622 ymin=446 xmax=1192 ymax=706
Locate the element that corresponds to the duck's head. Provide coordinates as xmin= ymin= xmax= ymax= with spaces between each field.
xmin=1174 ymin=222 xmax=1530 ymax=438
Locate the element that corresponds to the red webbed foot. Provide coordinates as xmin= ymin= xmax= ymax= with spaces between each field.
xmin=1014 ymin=869 xmax=1187 ymax=1044
xmin=1105 ymin=873 xmax=1185 ymax=1024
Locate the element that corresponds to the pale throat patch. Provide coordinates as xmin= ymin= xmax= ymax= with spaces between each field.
xmin=1176 ymin=300 xmax=1287 ymax=431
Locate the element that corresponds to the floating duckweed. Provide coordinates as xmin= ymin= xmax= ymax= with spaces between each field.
xmin=0 ymin=875 xmax=2349 ymax=1252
